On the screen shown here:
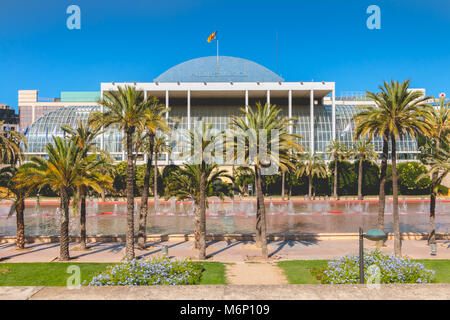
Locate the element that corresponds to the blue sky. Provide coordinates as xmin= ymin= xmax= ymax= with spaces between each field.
xmin=1 ymin=0 xmax=449 ymax=110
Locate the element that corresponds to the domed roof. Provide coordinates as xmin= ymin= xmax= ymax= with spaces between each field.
xmin=25 ymin=105 xmax=123 ymax=154
xmin=154 ymin=56 xmax=284 ymax=82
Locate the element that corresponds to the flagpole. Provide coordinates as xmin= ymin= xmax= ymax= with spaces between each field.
xmin=216 ymin=39 xmax=219 ymax=72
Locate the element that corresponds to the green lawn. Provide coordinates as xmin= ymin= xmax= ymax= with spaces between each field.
xmin=277 ymin=260 xmax=329 ymax=284
xmin=0 ymin=262 xmax=227 ymax=286
xmin=278 ymin=259 xmax=450 ymax=284
xmin=197 ymin=262 xmax=228 ymax=284
xmin=0 ymin=263 xmax=113 ymax=286
xmin=415 ymin=260 xmax=450 ymax=283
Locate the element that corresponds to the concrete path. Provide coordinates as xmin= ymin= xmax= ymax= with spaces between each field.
xmin=226 ymin=262 xmax=288 ymax=285
xmin=1 ymin=284 xmax=449 ymax=300
xmin=1 ymin=239 xmax=449 ymax=262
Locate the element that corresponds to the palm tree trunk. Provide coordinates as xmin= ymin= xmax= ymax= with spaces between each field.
xmin=281 ymin=170 xmax=285 ymax=200
xmin=125 ymin=128 xmax=135 ymax=260
xmin=154 ymin=155 xmax=158 ymax=200
xmin=80 ymin=186 xmax=87 ymax=250
xmin=254 ymin=168 xmax=260 ymax=246
xmin=198 ymin=161 xmax=207 ymax=260
xmin=16 ymin=196 xmax=25 ymax=249
xmin=333 ymin=157 xmax=338 ymax=199
xmin=194 ymin=203 xmax=200 ymax=249
xmin=358 ymin=157 xmax=363 ymax=200
xmin=429 ymin=140 xmax=440 ymax=245
xmin=232 ymin=164 xmax=235 ymax=194
xmin=101 ymin=189 xmax=106 ymax=202
xmin=60 ymin=188 xmax=70 ymax=261
xmin=288 ymin=173 xmax=292 ymax=200
xmin=255 ymin=165 xmax=268 ymax=258
xmin=376 ymin=133 xmax=389 ymax=248
xmin=138 ymin=133 xmax=154 ymax=249
xmin=429 ymin=176 xmax=437 ymax=245
xmin=308 ymin=175 xmax=312 ymax=199
xmin=391 ymin=134 xmax=401 ymax=256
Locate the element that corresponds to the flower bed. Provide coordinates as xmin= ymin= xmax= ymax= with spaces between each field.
xmin=87 ymin=257 xmax=203 ymax=286
xmin=321 ymin=250 xmax=435 ymax=284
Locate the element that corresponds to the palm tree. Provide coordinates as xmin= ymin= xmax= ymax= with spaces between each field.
xmin=166 ymin=163 xmax=232 ymax=258
xmin=295 ymin=153 xmax=328 ymax=199
xmin=352 ymin=139 xmax=378 ymax=200
xmin=326 ymin=140 xmax=348 ymax=200
xmin=136 ymin=97 xmax=168 ymax=249
xmin=89 ymin=86 xmax=149 ymax=259
xmin=356 ymin=80 xmax=431 ymax=256
xmin=0 ymin=166 xmax=30 ymax=249
xmin=354 ymin=107 xmax=390 ymax=247
xmin=229 ymin=102 xmax=302 ymax=258
xmin=419 ymin=96 xmax=450 ymax=245
xmin=153 ymin=135 xmax=170 ymax=199
xmin=419 ymin=149 xmax=449 ymax=245
xmin=175 ymin=123 xmax=223 ymax=259
xmin=62 ymin=120 xmax=112 ymax=250
xmin=0 ymin=129 xmax=28 ymax=249
xmin=0 ymin=122 xmax=26 ymax=166
xmin=16 ymin=137 xmax=104 ymax=261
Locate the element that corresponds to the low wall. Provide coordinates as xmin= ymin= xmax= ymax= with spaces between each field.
xmin=0 ymin=232 xmax=448 ymax=244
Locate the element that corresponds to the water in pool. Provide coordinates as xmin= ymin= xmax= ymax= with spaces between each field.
xmin=0 ymin=198 xmax=449 ymax=236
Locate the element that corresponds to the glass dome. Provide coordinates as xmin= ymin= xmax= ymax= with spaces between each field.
xmin=25 ymin=105 xmax=123 ymax=156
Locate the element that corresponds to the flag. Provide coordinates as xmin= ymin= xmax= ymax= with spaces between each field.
xmin=207 ymin=31 xmax=217 ymax=43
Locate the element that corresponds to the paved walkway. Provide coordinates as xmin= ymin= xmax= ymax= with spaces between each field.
xmin=226 ymin=262 xmax=288 ymax=285
xmin=1 ymin=284 xmax=449 ymax=300
xmin=0 ymin=239 xmax=448 ymax=262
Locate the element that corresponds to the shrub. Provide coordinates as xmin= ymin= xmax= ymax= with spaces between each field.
xmin=353 ymin=160 xmax=380 ymax=195
xmin=438 ymin=185 xmax=449 ymax=196
xmin=87 ymin=257 xmax=203 ymax=286
xmin=398 ymin=162 xmax=431 ymax=195
xmin=328 ymin=160 xmax=357 ymax=195
xmin=234 ymin=166 xmax=254 ymax=195
xmin=321 ymin=250 xmax=435 ymax=284
xmin=385 ymin=164 xmax=393 ymax=195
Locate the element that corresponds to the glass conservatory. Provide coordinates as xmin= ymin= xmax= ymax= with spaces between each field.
xmin=24 ymin=104 xmax=419 ymax=162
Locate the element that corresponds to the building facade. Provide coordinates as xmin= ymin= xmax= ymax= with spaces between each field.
xmin=22 ymin=56 xmax=420 ymax=162
xmin=18 ymin=90 xmax=100 ymax=130
xmin=0 ymin=103 xmax=19 ymax=131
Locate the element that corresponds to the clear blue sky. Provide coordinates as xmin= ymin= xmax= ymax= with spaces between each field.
xmin=1 ymin=0 xmax=450 ymax=110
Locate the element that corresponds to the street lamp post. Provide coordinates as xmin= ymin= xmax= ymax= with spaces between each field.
xmin=358 ymin=227 xmax=387 ymax=284
xmin=359 ymin=227 xmax=364 ymax=284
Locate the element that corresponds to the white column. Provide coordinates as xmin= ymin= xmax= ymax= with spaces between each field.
xmin=245 ymin=90 xmax=249 ymax=124
xmin=165 ymin=90 xmax=169 ymax=121
xmin=100 ymin=91 xmax=104 ymax=151
xmin=143 ymin=90 xmax=148 ymax=163
xmin=310 ymin=90 xmax=314 ymax=154
xmin=288 ymin=90 xmax=292 ymax=134
xmin=187 ymin=90 xmax=191 ymax=130
xmin=267 ymin=90 xmax=270 ymax=105
xmin=332 ymin=89 xmax=336 ymax=141
xmin=245 ymin=90 xmax=249 ymax=113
